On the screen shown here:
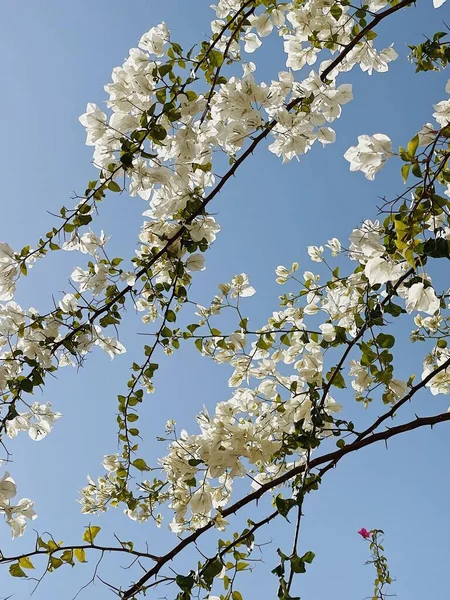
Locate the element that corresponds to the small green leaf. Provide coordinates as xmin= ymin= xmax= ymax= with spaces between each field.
xmin=10 ymin=562 xmax=27 ymax=578
xmin=176 ymin=574 xmax=195 ymax=592
xmin=376 ymin=333 xmax=395 ymax=349
xmin=330 ymin=4 xmax=342 ymax=19
xmin=19 ymin=556 xmax=35 ymax=570
xmin=83 ymin=525 xmax=101 ymax=544
xmin=401 ymin=163 xmax=410 ymax=184
xmin=74 ymin=548 xmax=87 ymax=563
xmin=407 ymin=134 xmax=419 ymax=158
xmin=132 ymin=458 xmax=150 ymax=471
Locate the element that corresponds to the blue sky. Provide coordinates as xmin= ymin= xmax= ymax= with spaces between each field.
xmin=1 ymin=1 xmax=450 ymax=598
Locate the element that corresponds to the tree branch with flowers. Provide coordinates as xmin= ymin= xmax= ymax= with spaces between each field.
xmin=1 ymin=0 xmax=450 ymax=598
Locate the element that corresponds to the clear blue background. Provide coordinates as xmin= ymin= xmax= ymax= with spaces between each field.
xmin=0 ymin=1 xmax=449 ymax=598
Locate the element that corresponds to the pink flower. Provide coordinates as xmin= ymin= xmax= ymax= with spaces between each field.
xmin=358 ymin=528 xmax=371 ymax=539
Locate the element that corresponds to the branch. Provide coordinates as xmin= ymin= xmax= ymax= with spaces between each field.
xmin=122 ymin=409 xmax=450 ymax=598
xmin=320 ymin=0 xmax=416 ymax=81
xmin=0 ymin=543 xmax=160 ymax=565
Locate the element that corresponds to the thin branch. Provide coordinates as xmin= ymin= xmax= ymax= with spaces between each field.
xmin=320 ymin=0 xmax=416 ymax=81
xmin=122 ymin=410 xmax=450 ymax=598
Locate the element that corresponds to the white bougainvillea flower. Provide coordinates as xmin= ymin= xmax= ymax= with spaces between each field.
xmin=433 ymin=99 xmax=450 ymax=126
xmin=364 ymin=256 xmax=404 ymax=286
xmin=243 ymin=33 xmax=262 ymax=53
xmin=138 ymin=23 xmax=169 ymax=57
xmin=405 ymin=282 xmax=440 ymax=315
xmin=0 ymin=472 xmax=17 ymax=501
xmin=5 ymin=498 xmax=37 ymax=538
xmin=0 ymin=242 xmax=18 ymax=301
xmin=231 ymin=273 xmax=255 ymax=298
xmin=307 ymin=246 xmax=324 ymax=262
xmin=344 ymin=134 xmax=393 ymax=180
xmin=319 ymin=323 xmax=336 ymax=342
xmin=186 ymin=254 xmax=206 ymax=271
xmin=59 ymin=293 xmax=78 ymax=313
xmin=79 ymin=103 xmax=108 ymax=146
xmin=103 ymin=454 xmax=120 ymax=472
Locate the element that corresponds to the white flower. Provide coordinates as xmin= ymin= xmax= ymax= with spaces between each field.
xmin=6 ymin=498 xmax=37 ymax=538
xmin=190 ymin=489 xmax=213 ymax=515
xmin=94 ymin=332 xmax=126 ymax=359
xmin=433 ymin=99 xmax=450 ymax=126
xmin=364 ymin=256 xmax=404 ymax=286
xmin=307 ymin=246 xmax=324 ymax=263
xmin=405 ymin=282 xmax=440 ymax=315
xmin=326 ymin=238 xmax=342 ymax=256
xmin=231 ymin=273 xmax=255 ymax=298
xmin=0 ymin=472 xmax=17 ymax=501
xmin=103 ymin=454 xmax=120 ymax=472
xmin=275 ymin=265 xmax=290 ymax=283
xmin=344 ymin=134 xmax=393 ymax=180
xmin=319 ymin=323 xmax=336 ymax=342
xmin=0 ymin=242 xmax=18 ymax=301
xmin=418 ymin=123 xmax=436 ymax=146
xmin=59 ymin=293 xmax=78 ymax=313
xmin=186 ymin=254 xmax=206 ymax=271
xmin=79 ymin=103 xmax=108 ymax=146
xmin=243 ymin=33 xmax=262 ymax=53
xmin=389 ymin=379 xmax=407 ymax=398
xmin=138 ymin=23 xmax=169 ymax=57
xmin=317 ymin=127 xmax=336 ymax=146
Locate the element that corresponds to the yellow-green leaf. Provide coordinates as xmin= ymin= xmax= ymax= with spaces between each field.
xmin=19 ymin=556 xmax=35 ymax=570
xmin=10 ymin=562 xmax=27 ymax=577
xmin=407 ymin=134 xmax=419 ymax=158
xmin=83 ymin=525 xmax=101 ymax=544
xmin=74 ymin=548 xmax=87 ymax=563
xmin=401 ymin=163 xmax=410 ymax=184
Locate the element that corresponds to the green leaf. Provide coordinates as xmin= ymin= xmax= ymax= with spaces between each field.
xmin=401 ymin=163 xmax=410 ymax=184
xmin=290 ymin=555 xmax=306 ymax=573
xmin=330 ymin=4 xmax=342 ymax=19
xmin=203 ymin=558 xmax=223 ymax=586
xmin=159 ymin=63 xmax=172 ymax=77
xmin=19 ymin=378 xmax=33 ymax=393
xmin=422 ymin=238 xmax=450 ymax=259
xmin=49 ymin=556 xmax=63 ymax=570
xmin=176 ymin=574 xmax=195 ymax=592
xmin=132 ymin=458 xmax=150 ymax=471
xmin=150 ymin=124 xmax=167 ymax=141
xmin=83 ymin=525 xmax=101 ymax=544
xmin=275 ymin=495 xmax=295 ymax=518
xmin=209 ymin=50 xmax=223 ymax=67
xmin=407 ymin=134 xmax=419 ymax=158
xmin=10 ymin=562 xmax=27 ymax=577
xmin=108 ymin=181 xmax=121 ymax=192
xmin=19 ymin=556 xmax=35 ymax=569
xmin=328 ymin=369 xmax=346 ymax=389
xmin=74 ymin=548 xmax=87 ymax=563
xmin=301 ymin=551 xmax=315 ymax=564
xmin=376 ymin=333 xmax=395 ymax=349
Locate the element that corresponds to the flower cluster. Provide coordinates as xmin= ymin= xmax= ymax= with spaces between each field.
xmin=0 ymin=472 xmax=36 ymax=538
xmin=1 ymin=0 xmax=449 ymax=544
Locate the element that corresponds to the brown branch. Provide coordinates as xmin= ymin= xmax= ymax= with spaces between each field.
xmin=0 ymin=543 xmax=160 ymax=565
xmin=51 ymin=96 xmax=302 ymax=355
xmin=320 ymin=0 xmax=416 ymax=82
xmin=122 ymin=409 xmax=450 ymax=598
